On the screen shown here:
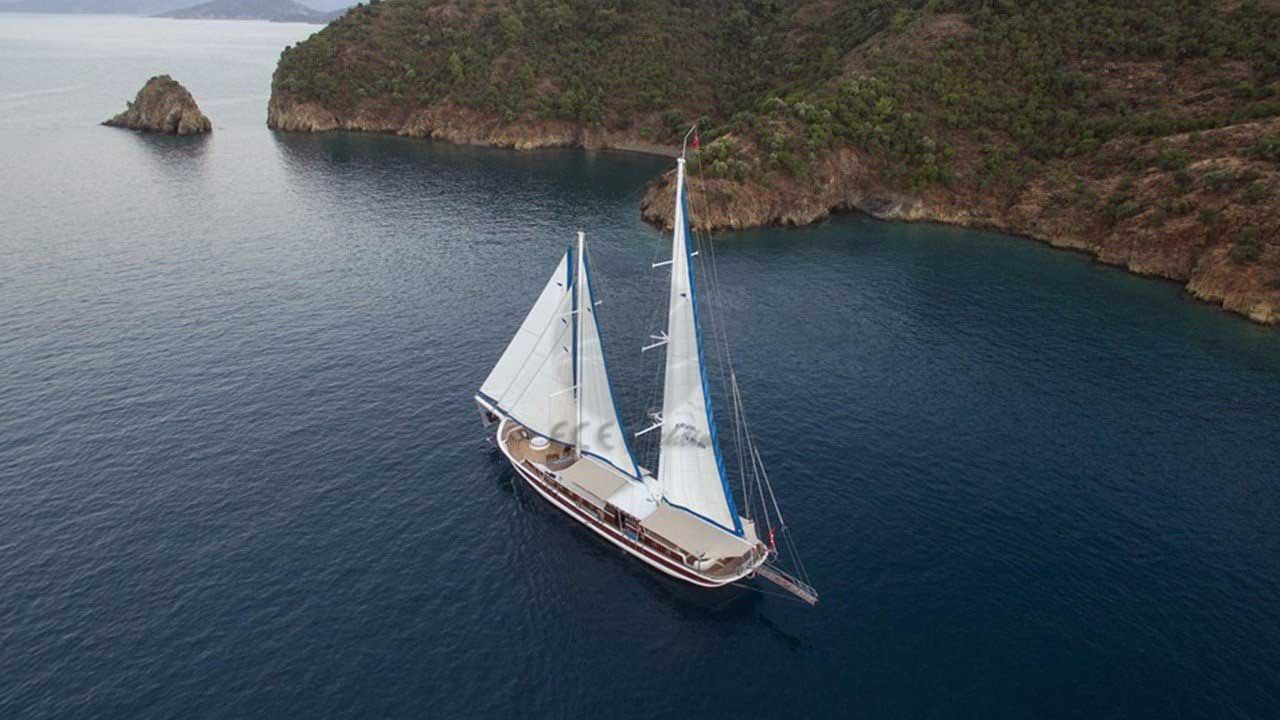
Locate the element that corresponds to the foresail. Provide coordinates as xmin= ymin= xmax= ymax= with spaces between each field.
xmin=576 ymin=247 xmax=642 ymax=480
xmin=479 ymin=250 xmax=576 ymax=444
xmin=657 ymin=160 xmax=742 ymax=535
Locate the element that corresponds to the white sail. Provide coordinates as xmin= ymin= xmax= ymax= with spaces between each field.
xmin=479 ymin=250 xmax=577 ymax=444
xmin=657 ymin=159 xmax=742 ymax=535
xmin=575 ymin=239 xmax=643 ymax=479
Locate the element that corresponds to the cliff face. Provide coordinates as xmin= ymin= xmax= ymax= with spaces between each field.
xmin=267 ymin=0 xmax=1280 ymax=325
xmin=267 ymin=96 xmax=676 ymax=155
xmin=104 ymin=75 xmax=211 ymax=135
xmin=641 ymin=120 xmax=1280 ymax=325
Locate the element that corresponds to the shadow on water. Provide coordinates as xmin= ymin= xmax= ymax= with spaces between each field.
xmin=267 ymin=130 xmax=667 ymax=207
xmin=639 ymin=564 xmax=812 ymax=654
xmin=122 ymin=129 xmax=211 ymax=160
xmin=117 ymin=129 xmax=211 ymax=184
xmin=488 ymin=442 xmax=813 ymax=653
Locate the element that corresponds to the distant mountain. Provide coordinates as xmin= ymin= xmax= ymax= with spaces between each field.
xmin=285 ymin=0 xmax=341 ymax=10
xmin=157 ymin=0 xmax=341 ymax=23
xmin=0 ymin=0 xmax=346 ymax=15
xmin=0 ymin=0 xmax=193 ymax=14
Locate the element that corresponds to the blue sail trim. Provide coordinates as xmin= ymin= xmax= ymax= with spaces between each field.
xmin=664 ymin=498 xmax=744 ymax=536
xmin=582 ymin=450 xmax=643 ymax=482
xmin=476 ymin=391 xmax=575 ymax=446
xmin=680 ymin=186 xmax=744 ymax=537
xmin=581 ymin=249 xmax=644 ymax=481
xmin=483 ymin=386 xmax=639 ymax=481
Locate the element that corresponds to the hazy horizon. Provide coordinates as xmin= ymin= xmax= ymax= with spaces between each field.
xmin=0 ymin=0 xmax=352 ymax=13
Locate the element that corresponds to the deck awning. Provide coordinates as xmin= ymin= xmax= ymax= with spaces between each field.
xmin=642 ymin=504 xmax=758 ymax=560
xmin=556 ymin=459 xmax=628 ymax=504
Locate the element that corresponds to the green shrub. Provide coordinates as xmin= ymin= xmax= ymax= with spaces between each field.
xmin=1104 ymin=197 xmax=1143 ymax=226
xmin=1250 ymin=135 xmax=1280 ymax=162
xmin=889 ymin=8 xmax=916 ymax=33
xmin=1230 ymin=228 xmax=1263 ymax=263
xmin=1243 ymin=182 xmax=1270 ymax=203
xmin=1202 ymin=169 xmax=1249 ymax=193
xmin=1156 ymin=149 xmax=1192 ymax=171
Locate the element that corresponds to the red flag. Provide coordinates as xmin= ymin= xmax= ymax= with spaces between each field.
xmin=768 ymin=527 xmax=776 ymax=553
xmin=691 ymin=131 xmax=700 ymax=151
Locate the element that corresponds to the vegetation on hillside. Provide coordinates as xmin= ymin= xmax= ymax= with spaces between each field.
xmin=274 ymin=0 xmax=908 ymax=125
xmin=276 ymin=0 xmax=1279 ymax=181
xmin=273 ymin=0 xmax=1280 ymax=291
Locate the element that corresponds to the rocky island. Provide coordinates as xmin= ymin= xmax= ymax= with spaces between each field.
xmin=104 ymin=75 xmax=211 ymax=136
xmin=267 ymin=0 xmax=1280 ymax=324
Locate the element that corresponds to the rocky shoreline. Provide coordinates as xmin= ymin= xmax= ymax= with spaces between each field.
xmin=641 ymin=134 xmax=1280 ymax=326
xmin=104 ymin=75 xmax=211 ymax=136
xmin=267 ymin=97 xmax=676 ymax=156
xmin=268 ymin=96 xmax=1278 ymax=326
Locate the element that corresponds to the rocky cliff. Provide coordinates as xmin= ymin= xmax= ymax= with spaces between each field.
xmin=267 ymin=97 xmax=677 ymax=155
xmin=104 ymin=75 xmax=211 ymax=136
xmin=641 ymin=119 xmax=1280 ymax=325
xmin=267 ymin=0 xmax=1280 ymax=325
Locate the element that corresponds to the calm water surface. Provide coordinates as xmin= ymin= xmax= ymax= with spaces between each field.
xmin=2 ymin=14 xmax=1279 ymax=720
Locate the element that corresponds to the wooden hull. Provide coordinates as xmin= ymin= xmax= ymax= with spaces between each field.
xmin=488 ymin=415 xmax=763 ymax=589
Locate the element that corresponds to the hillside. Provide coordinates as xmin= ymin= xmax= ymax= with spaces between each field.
xmin=158 ymin=0 xmax=341 ymax=23
xmin=268 ymin=0 xmax=1280 ymax=324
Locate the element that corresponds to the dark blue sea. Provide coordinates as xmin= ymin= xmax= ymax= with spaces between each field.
xmin=2 ymin=14 xmax=1279 ymax=719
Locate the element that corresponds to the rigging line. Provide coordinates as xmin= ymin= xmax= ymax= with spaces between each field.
xmin=728 ymin=370 xmax=753 ymax=522
xmin=731 ymin=372 xmax=752 ymax=522
xmin=490 ymin=271 xmax=575 ymax=408
xmin=689 ymin=165 xmax=748 ymax=499
xmin=686 ymin=150 xmax=735 ymax=378
xmin=687 ymin=149 xmax=748 ymax=505
xmin=640 ymin=222 xmax=670 ymax=472
xmin=752 ymin=439 xmax=811 ymax=585
xmin=496 ymin=260 xmax=574 ymax=404
xmin=753 ymin=442 xmax=787 ymax=544
xmin=687 ymin=168 xmax=788 ymax=563
xmin=691 ymin=169 xmax=778 ymax=556
xmin=503 ymin=301 xmax=575 ymax=424
xmin=734 ymin=371 xmax=772 ymax=538
xmin=683 ymin=143 xmax=811 ymax=585
xmin=732 ymin=370 xmax=799 ymax=580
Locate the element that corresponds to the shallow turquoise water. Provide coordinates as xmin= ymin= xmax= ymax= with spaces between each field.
xmin=2 ymin=14 xmax=1280 ymax=719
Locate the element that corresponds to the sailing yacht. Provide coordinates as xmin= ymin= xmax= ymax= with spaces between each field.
xmin=475 ymin=140 xmax=816 ymax=604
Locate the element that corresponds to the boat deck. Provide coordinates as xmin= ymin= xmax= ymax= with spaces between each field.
xmin=502 ymin=421 xmax=763 ymax=578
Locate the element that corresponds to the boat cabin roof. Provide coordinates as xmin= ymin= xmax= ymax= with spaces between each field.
xmin=559 ymin=458 xmax=758 ymax=561
xmin=643 ymin=503 xmax=758 ymax=560
xmin=556 ymin=460 xmax=630 ymax=506
xmin=504 ymin=421 xmax=760 ymax=562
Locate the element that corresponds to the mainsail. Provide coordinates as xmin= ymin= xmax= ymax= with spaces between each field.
xmin=657 ymin=159 xmax=743 ymax=535
xmin=480 ymin=238 xmax=642 ymax=481
xmin=575 ymin=241 xmax=643 ymax=479
xmin=479 ymin=250 xmax=577 ymax=444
